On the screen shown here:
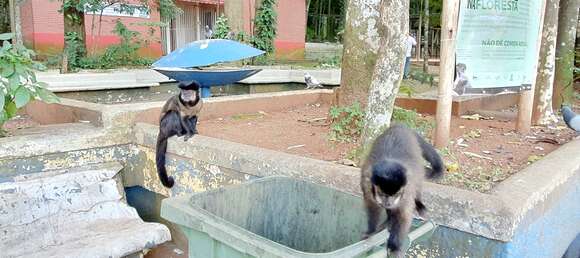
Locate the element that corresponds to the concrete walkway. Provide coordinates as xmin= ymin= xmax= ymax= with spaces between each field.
xmin=37 ymin=68 xmax=341 ymax=92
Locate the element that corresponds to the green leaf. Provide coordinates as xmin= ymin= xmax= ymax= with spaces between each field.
xmin=0 ymin=33 xmax=13 ymax=41
xmin=8 ymin=76 xmax=20 ymax=91
xmin=0 ymin=63 xmax=15 ymax=77
xmin=0 ymin=92 xmax=4 ymax=110
xmin=14 ymin=87 xmax=31 ymax=108
xmin=37 ymin=88 xmax=60 ymax=104
xmin=2 ymin=40 xmax=11 ymax=50
xmin=5 ymin=101 xmax=16 ymax=118
xmin=0 ymin=110 xmax=7 ymax=124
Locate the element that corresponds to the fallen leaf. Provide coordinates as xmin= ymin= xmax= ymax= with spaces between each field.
xmin=535 ymin=138 xmax=559 ymax=145
xmin=446 ymin=163 xmax=460 ymax=173
xmin=287 ymin=144 xmax=305 ymax=150
xmin=527 ymin=155 xmax=542 ymax=163
xmin=460 ymin=114 xmax=494 ymax=120
xmin=463 ymin=151 xmax=493 ymax=160
xmin=465 ymin=130 xmax=481 ymax=138
xmin=336 ymin=159 xmax=357 ymax=167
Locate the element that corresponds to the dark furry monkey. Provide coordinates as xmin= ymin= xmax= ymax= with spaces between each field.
xmin=361 ymin=123 xmax=444 ymax=257
xmin=156 ymin=81 xmax=203 ymax=188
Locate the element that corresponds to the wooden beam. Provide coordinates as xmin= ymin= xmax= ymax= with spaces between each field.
xmin=433 ymin=0 xmax=460 ymax=148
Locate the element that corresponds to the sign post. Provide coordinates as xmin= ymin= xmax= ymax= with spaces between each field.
xmin=517 ymin=0 xmax=547 ymax=133
xmin=434 ymin=0 xmax=460 ymax=148
xmin=435 ymin=0 xmax=547 ymax=145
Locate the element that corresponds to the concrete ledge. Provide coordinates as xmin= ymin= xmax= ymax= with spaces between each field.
xmin=24 ymin=98 xmax=105 ymax=126
xmin=239 ymin=69 xmax=341 ymax=85
xmin=132 ymin=123 xmax=514 ymax=241
xmin=395 ymin=93 xmax=520 ymax=115
xmin=37 ymin=69 xmax=165 ymax=93
xmin=135 ymin=89 xmax=335 ymax=125
xmin=0 ymin=123 xmax=129 ymax=160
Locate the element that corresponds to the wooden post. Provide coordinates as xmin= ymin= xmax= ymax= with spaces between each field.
xmin=416 ymin=0 xmax=423 ymax=61
xmin=433 ymin=0 xmax=460 ymax=148
xmin=516 ymin=0 xmax=547 ymax=133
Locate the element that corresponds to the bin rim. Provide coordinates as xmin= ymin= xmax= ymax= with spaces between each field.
xmin=161 ymin=176 xmax=433 ymax=257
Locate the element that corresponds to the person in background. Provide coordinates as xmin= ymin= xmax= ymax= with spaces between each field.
xmin=404 ymin=33 xmax=417 ymax=79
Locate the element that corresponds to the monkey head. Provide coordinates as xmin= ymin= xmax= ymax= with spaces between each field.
xmin=370 ymin=160 xmax=408 ymax=209
xmin=178 ymin=81 xmax=201 ymax=103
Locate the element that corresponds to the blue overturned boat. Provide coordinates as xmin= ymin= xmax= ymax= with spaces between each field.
xmin=151 ymin=39 xmax=265 ymax=98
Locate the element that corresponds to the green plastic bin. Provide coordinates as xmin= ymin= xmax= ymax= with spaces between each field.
xmin=161 ymin=176 xmax=435 ymax=258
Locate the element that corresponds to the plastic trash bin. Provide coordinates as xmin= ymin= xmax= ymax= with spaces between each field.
xmin=161 ymin=176 xmax=436 ymax=258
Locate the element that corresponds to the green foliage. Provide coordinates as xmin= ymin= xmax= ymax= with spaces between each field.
xmin=236 ymin=31 xmax=249 ymax=42
xmin=158 ymin=0 xmax=182 ymax=20
xmin=78 ymin=21 xmax=153 ymax=69
xmin=316 ymin=55 xmax=341 ymax=68
xmin=391 ymin=107 xmax=433 ymax=137
xmin=398 ymin=84 xmax=416 ymax=97
xmin=327 ymin=104 xmax=433 ymax=143
xmin=408 ymin=68 xmax=434 ymax=86
xmin=0 ymin=33 xmax=60 ymax=136
xmin=328 ymin=102 xmax=364 ymax=143
xmin=213 ymin=15 xmax=231 ymax=39
xmin=64 ymin=31 xmax=85 ymax=71
xmin=252 ymin=0 xmax=277 ymax=54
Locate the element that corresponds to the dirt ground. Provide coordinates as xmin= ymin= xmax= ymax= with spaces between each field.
xmin=2 ymin=97 xmax=577 ymax=193
xmin=199 ymin=103 xmax=578 ymax=193
xmin=1 ymin=115 xmax=40 ymax=136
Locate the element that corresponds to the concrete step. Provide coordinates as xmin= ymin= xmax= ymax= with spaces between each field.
xmin=0 ymin=161 xmax=171 ymax=258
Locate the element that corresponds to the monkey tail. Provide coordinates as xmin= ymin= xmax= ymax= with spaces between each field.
xmin=156 ymin=131 xmax=175 ymax=188
xmin=415 ymin=133 xmax=444 ymax=179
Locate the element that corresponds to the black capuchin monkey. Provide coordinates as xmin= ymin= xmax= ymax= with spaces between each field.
xmin=360 ymin=123 xmax=444 ymax=258
xmin=156 ymin=81 xmax=203 ymax=188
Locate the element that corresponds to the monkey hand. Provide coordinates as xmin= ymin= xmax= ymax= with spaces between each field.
xmin=361 ymin=233 xmax=371 ymax=240
xmin=361 ymin=230 xmax=376 ymax=240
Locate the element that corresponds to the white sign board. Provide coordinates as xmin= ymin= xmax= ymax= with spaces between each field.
xmin=454 ymin=0 xmax=543 ymax=95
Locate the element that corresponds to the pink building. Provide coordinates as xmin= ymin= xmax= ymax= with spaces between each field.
xmin=19 ymin=0 xmax=306 ymax=60
xmin=20 ymin=0 xmax=164 ymax=58
xmin=224 ymin=0 xmax=306 ymax=59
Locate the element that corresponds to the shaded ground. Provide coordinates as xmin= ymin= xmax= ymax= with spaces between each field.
xmin=199 ymin=103 xmax=577 ymax=193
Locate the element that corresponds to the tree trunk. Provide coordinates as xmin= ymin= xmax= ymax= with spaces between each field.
xmin=361 ymin=0 xmax=409 ymax=146
xmin=305 ymin=0 xmax=311 ymax=28
xmin=532 ymin=0 xmax=559 ymax=125
xmin=416 ymin=0 xmax=422 ymax=61
xmin=422 ymin=0 xmax=429 ymax=73
xmin=62 ymin=0 xmax=86 ymax=72
xmin=552 ymin=0 xmax=579 ymax=108
xmin=336 ymin=0 xmax=380 ymax=107
xmin=8 ymin=0 xmax=22 ymax=45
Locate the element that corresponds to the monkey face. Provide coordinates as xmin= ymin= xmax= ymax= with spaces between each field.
xmin=370 ymin=160 xmax=408 ymax=209
xmin=373 ymin=186 xmax=404 ymax=209
xmin=180 ymin=89 xmax=198 ymax=102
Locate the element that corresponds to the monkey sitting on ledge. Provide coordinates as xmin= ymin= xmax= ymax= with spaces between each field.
xmin=156 ymin=81 xmax=203 ymax=188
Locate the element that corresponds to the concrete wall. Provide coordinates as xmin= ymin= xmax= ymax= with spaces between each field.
xmin=19 ymin=0 xmax=162 ymax=57
xmin=305 ymin=42 xmax=343 ymax=61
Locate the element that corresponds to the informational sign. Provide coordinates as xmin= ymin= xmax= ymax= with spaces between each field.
xmin=85 ymin=3 xmax=150 ymax=19
xmin=454 ymin=0 xmax=543 ymax=96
